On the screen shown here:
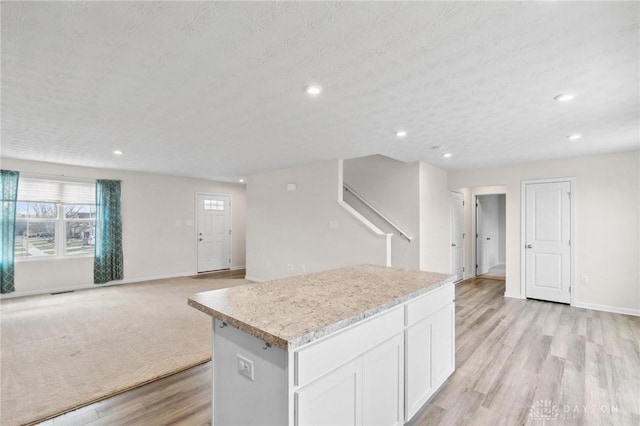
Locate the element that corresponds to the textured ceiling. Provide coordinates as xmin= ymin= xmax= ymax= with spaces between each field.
xmin=2 ymin=1 xmax=639 ymax=181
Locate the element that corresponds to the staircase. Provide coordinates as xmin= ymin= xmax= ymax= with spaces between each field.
xmin=337 ymin=155 xmax=420 ymax=270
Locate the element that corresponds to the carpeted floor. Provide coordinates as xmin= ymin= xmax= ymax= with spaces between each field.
xmin=0 ymin=276 xmax=249 ymax=426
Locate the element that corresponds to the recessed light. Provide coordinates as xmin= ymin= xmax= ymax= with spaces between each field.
xmin=239 ymin=178 xmax=245 ymax=183
xmin=443 ymin=153 xmax=452 ymax=158
xmin=305 ymin=85 xmax=322 ymax=96
xmin=554 ymin=93 xmax=576 ymax=102
xmin=567 ymin=134 xmax=582 ymax=140
xmin=112 ymin=150 xmax=123 ymax=155
xmin=395 ymin=130 xmax=407 ymax=138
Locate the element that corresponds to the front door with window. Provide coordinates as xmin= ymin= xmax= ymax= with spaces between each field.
xmin=196 ymin=194 xmax=231 ymax=273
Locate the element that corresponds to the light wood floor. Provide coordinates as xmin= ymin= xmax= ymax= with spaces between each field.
xmin=40 ymin=278 xmax=640 ymax=425
xmin=190 ymin=269 xmax=246 ymax=280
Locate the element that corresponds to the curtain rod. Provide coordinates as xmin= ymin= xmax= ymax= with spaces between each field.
xmin=19 ymin=171 xmax=122 ymax=183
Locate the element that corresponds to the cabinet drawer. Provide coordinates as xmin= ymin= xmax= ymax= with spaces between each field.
xmin=295 ymin=306 xmax=403 ymax=387
xmin=405 ymin=283 xmax=454 ymax=327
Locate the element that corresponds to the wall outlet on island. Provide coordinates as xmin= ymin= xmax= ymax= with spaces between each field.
xmin=237 ymin=355 xmax=254 ymax=381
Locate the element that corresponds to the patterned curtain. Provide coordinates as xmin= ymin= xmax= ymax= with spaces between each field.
xmin=1 ymin=170 xmax=20 ymax=293
xmin=94 ymin=179 xmax=123 ymax=284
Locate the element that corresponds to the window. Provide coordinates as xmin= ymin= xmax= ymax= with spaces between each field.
xmin=15 ymin=177 xmax=96 ymax=259
xmin=204 ymin=199 xmax=224 ymax=210
xmin=64 ymin=204 xmax=96 ymax=256
xmin=15 ymin=202 xmax=57 ymax=257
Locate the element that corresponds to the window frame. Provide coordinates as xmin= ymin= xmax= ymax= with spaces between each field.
xmin=15 ymin=203 xmax=96 ymax=261
xmin=63 ymin=204 xmax=96 ymax=257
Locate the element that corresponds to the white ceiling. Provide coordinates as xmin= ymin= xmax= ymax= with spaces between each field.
xmin=2 ymin=1 xmax=639 ymax=182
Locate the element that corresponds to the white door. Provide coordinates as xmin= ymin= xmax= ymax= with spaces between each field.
xmin=476 ymin=197 xmax=493 ymax=275
xmin=524 ymin=181 xmax=572 ymax=304
xmin=196 ymin=193 xmax=231 ymax=273
xmin=450 ymin=192 xmax=464 ymax=282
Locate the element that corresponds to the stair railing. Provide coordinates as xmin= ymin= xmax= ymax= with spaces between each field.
xmin=343 ymin=183 xmax=413 ymax=242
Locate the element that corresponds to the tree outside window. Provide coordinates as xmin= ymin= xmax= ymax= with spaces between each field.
xmin=15 ymin=202 xmax=96 ymax=258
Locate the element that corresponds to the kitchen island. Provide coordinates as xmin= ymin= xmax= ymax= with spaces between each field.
xmin=188 ymin=264 xmax=455 ymax=425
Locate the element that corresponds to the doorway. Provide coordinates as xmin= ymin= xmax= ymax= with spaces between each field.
xmin=522 ymin=179 xmax=574 ymax=304
xmin=196 ymin=193 xmax=231 ymax=273
xmin=476 ymin=194 xmax=506 ymax=279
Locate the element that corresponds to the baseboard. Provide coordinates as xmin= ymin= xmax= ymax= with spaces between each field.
xmin=244 ymin=276 xmax=265 ymax=283
xmin=572 ymin=301 xmax=640 ymax=317
xmin=231 ymin=265 xmax=246 ymax=271
xmin=0 ymin=271 xmax=196 ymax=299
xmin=504 ymin=292 xmax=526 ymax=299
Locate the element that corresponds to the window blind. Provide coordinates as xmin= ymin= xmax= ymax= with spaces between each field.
xmin=17 ymin=177 xmax=95 ymax=204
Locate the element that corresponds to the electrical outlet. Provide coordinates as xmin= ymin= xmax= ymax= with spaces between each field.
xmin=580 ymin=275 xmax=589 ymax=285
xmin=287 ymin=263 xmax=294 ymax=272
xmin=237 ymin=355 xmax=254 ymax=381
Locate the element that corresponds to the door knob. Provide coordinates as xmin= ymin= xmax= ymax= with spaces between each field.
xmin=451 ymin=243 xmax=456 ymax=247
xmin=526 ymin=244 xmax=532 ymax=249
xmin=199 ymin=238 xmax=203 ymax=242
xmin=486 ymin=237 xmax=491 ymax=240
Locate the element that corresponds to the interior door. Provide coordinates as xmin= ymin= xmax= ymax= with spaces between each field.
xmin=197 ymin=193 xmax=231 ymax=273
xmin=476 ymin=197 xmax=491 ymax=275
xmin=450 ymin=192 xmax=464 ymax=282
xmin=524 ymin=181 xmax=571 ymax=304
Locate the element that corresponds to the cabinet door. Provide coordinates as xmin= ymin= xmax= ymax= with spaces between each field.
xmin=295 ymin=359 xmax=361 ymax=426
xmin=405 ymin=302 xmax=455 ymax=421
xmin=405 ymin=317 xmax=432 ymax=420
xmin=362 ymin=334 xmax=404 ymax=426
xmin=431 ymin=302 xmax=455 ymax=389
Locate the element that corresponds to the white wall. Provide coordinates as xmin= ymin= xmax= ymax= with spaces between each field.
xmin=419 ymin=162 xmax=451 ymax=274
xmin=246 ymin=159 xmax=388 ymax=281
xmin=2 ymin=158 xmax=247 ymax=295
xmin=343 ymin=155 xmax=420 ymax=269
xmin=449 ymin=151 xmax=640 ymax=314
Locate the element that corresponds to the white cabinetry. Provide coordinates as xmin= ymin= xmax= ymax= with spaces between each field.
xmin=294 ymin=307 xmax=404 ymax=426
xmin=207 ymin=281 xmax=455 ymax=426
xmin=295 ymin=358 xmax=361 ymax=426
xmin=362 ymin=333 xmax=404 ymax=426
xmin=404 ymin=284 xmax=455 ymax=421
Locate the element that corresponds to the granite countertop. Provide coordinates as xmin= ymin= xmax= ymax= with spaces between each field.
xmin=188 ymin=264 xmax=454 ymax=350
